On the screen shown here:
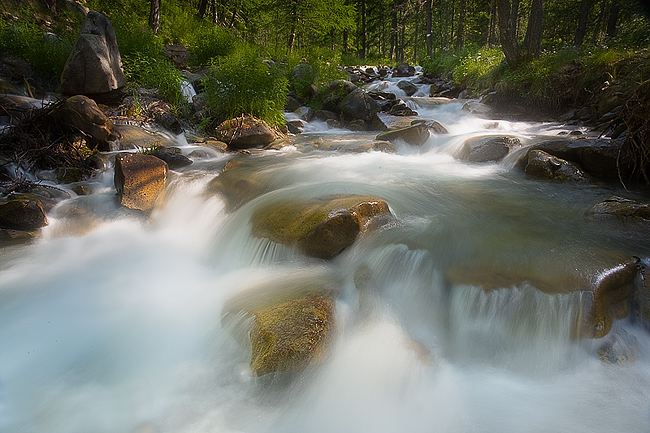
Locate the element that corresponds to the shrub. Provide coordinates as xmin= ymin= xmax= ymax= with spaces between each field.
xmin=189 ymin=26 xmax=236 ymax=66
xmin=203 ymin=46 xmax=288 ymax=126
xmin=121 ymin=52 xmax=186 ymax=110
xmin=452 ymin=47 xmax=503 ymax=86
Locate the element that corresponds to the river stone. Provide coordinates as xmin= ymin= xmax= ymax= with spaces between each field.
xmin=446 ymin=250 xmax=638 ymax=338
xmin=215 ymin=115 xmax=275 ymax=149
xmin=150 ymin=146 xmax=193 ymax=169
xmin=584 ymin=196 xmax=650 ymax=225
xmin=286 ymin=119 xmax=305 ymax=134
xmin=462 ymin=100 xmax=492 ymax=116
xmin=525 ymin=150 xmax=595 ymax=183
xmin=114 ymin=153 xmax=168 ymax=212
xmin=459 ymin=136 xmax=520 ymax=163
xmin=252 ymin=194 xmax=392 ymax=259
xmin=598 ymin=327 xmax=639 ymax=364
xmin=112 ymin=124 xmax=175 ymax=150
xmin=57 ymin=95 xmax=114 ymax=144
xmin=207 ymin=158 xmax=269 ymax=211
xmin=60 ymin=11 xmax=126 ymax=97
xmin=337 ymin=89 xmax=381 ymax=122
xmin=519 ymin=138 xmax=630 ymax=181
xmin=0 ymin=228 xmax=40 ymax=245
xmin=397 ymin=80 xmax=418 ymax=96
xmin=375 ymin=122 xmax=429 ymax=146
xmin=0 ymin=194 xmax=49 ymax=231
xmin=249 ymin=293 xmax=334 ymax=376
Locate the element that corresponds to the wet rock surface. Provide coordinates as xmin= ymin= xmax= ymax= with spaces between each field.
xmin=114 ymin=153 xmax=168 ymax=212
xmin=525 ymin=149 xmax=595 ymax=183
xmin=459 ymin=136 xmax=521 ymax=163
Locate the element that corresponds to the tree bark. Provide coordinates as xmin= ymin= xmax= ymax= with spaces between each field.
xmin=425 ymin=0 xmax=433 ymax=57
xmin=361 ymin=0 xmax=367 ymax=58
xmin=390 ymin=0 xmax=397 ymax=60
xmin=574 ymin=0 xmax=591 ymax=46
xmin=149 ymin=0 xmax=161 ymax=34
xmin=524 ymin=0 xmax=543 ymax=58
xmin=456 ymin=0 xmax=466 ymax=49
xmin=198 ymin=0 xmax=208 ymax=18
xmin=488 ymin=0 xmax=497 ymax=45
xmin=606 ymin=0 xmax=621 ymax=38
xmin=496 ymin=0 xmax=520 ymax=68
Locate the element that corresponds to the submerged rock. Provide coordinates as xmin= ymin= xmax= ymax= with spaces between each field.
xmin=584 ymin=196 xmax=650 ymax=226
xmin=114 ymin=153 xmax=168 ymax=212
xmin=446 ymin=250 xmax=639 ymax=338
xmin=525 ymin=150 xmax=594 ymax=183
xmin=598 ymin=327 xmax=639 ymax=364
xmin=252 ymin=194 xmax=393 ymax=259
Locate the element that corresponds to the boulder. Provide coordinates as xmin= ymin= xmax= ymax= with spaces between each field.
xmin=294 ymin=106 xmax=314 ymax=122
xmin=387 ymin=103 xmax=418 ymax=117
xmin=286 ymin=119 xmax=305 ymax=134
xmin=457 ymin=136 xmax=520 ymax=163
xmin=0 ymin=228 xmax=40 ymax=245
xmin=114 ymin=153 xmax=168 ymax=212
xmin=375 ymin=122 xmax=429 ymax=146
xmin=428 ymin=120 xmax=449 ymax=135
xmin=0 ymin=194 xmax=49 ymax=231
xmin=248 ymin=293 xmax=334 ymax=376
xmin=462 ymin=100 xmax=492 ymax=116
xmin=162 ymin=44 xmax=190 ymax=68
xmin=584 ymin=196 xmax=650 ymax=226
xmin=520 ymin=138 xmax=631 ymax=181
xmin=525 ymin=150 xmax=595 ymax=183
xmin=322 ymin=80 xmax=358 ymax=112
xmin=60 ymin=11 xmax=126 ymax=97
xmin=446 ymin=251 xmax=639 ymax=338
xmin=207 ymin=156 xmax=269 ymax=211
xmin=150 ymin=146 xmax=193 ymax=169
xmin=251 ymin=194 xmax=393 ymax=259
xmin=598 ymin=327 xmax=639 ymax=364
xmin=397 ymin=80 xmax=418 ymax=96
xmin=215 ymin=115 xmax=275 ymax=150
xmin=337 ymin=89 xmax=381 ymax=122
xmin=57 ymin=95 xmax=114 ymax=143
xmin=392 ymin=63 xmax=416 ymax=77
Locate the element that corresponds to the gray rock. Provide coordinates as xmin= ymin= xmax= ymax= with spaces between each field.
xmin=60 ymin=11 xmax=126 ymax=96
xmin=151 ymin=146 xmax=193 ymax=169
xmin=459 ymin=136 xmax=520 ymax=163
xmin=397 ymin=80 xmax=418 ymax=96
xmin=337 ymin=89 xmax=381 ymax=122
xmin=525 ymin=150 xmax=594 ymax=183
xmin=376 ymin=122 xmax=429 ymax=146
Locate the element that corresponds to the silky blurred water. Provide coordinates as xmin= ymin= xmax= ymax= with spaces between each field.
xmin=1 ymin=79 xmax=650 ymax=433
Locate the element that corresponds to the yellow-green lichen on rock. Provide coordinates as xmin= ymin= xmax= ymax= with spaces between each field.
xmin=249 ymin=293 xmax=334 ymax=376
xmin=251 ymin=194 xmax=392 ymax=259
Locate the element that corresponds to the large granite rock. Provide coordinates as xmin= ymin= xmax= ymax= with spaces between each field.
xmin=0 ymin=194 xmax=49 ymax=231
xmin=337 ymin=89 xmax=381 ymax=122
xmin=518 ymin=138 xmax=631 ymax=181
xmin=114 ymin=153 xmax=168 ymax=212
xmin=56 ymin=95 xmax=114 ymax=144
xmin=215 ymin=115 xmax=275 ymax=150
xmin=375 ymin=121 xmax=429 ymax=146
xmin=458 ymin=136 xmax=521 ymax=163
xmin=446 ymin=250 xmax=639 ymax=338
xmin=60 ymin=11 xmax=126 ymax=97
xmin=525 ymin=149 xmax=594 ymax=183
xmin=252 ymin=194 xmax=392 ymax=259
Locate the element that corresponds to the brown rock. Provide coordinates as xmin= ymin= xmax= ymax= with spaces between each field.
xmin=57 ymin=95 xmax=114 ymax=143
xmin=525 ymin=149 xmax=594 ymax=183
xmin=114 ymin=153 xmax=168 ymax=212
xmin=252 ymin=194 xmax=392 ymax=259
xmin=584 ymin=196 xmax=650 ymax=225
xmin=459 ymin=136 xmax=520 ymax=163
xmin=215 ymin=115 xmax=275 ymax=149
xmin=60 ymin=11 xmax=126 ymax=96
xmin=375 ymin=122 xmax=429 ymax=146
xmin=0 ymin=194 xmax=49 ymax=231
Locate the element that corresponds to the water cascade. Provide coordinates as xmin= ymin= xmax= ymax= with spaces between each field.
xmin=1 ymin=74 xmax=650 ymax=433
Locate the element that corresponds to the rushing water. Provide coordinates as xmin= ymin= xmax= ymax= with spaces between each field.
xmin=1 ymin=76 xmax=650 ymax=433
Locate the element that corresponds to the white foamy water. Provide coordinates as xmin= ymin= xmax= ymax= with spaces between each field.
xmin=1 ymin=92 xmax=650 ymax=433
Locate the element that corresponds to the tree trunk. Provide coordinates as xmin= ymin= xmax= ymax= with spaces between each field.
xmin=590 ymin=0 xmax=606 ymax=44
xmin=390 ymin=0 xmax=397 ymax=60
xmin=456 ymin=0 xmax=466 ymax=49
xmin=496 ymin=0 xmax=520 ymax=68
xmin=524 ymin=0 xmax=543 ymax=58
xmin=198 ymin=0 xmax=208 ymax=18
xmin=606 ymin=0 xmax=621 ymax=38
xmin=426 ymin=0 xmax=433 ymax=57
xmin=288 ymin=0 xmax=298 ymax=53
xmin=149 ymin=0 xmax=161 ymax=34
xmin=361 ymin=0 xmax=367 ymax=59
xmin=211 ymin=0 xmax=218 ymax=24
xmin=574 ymin=0 xmax=591 ymax=46
xmin=488 ymin=0 xmax=497 ymax=45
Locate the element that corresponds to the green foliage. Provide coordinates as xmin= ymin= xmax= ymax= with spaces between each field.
xmin=452 ymin=47 xmax=503 ymax=85
xmin=0 ymin=20 xmax=72 ymax=78
xmin=203 ymin=46 xmax=288 ymax=126
xmin=189 ymin=26 xmax=237 ymax=66
xmin=122 ymin=53 xmax=186 ymax=111
xmin=420 ymin=51 xmax=463 ymax=78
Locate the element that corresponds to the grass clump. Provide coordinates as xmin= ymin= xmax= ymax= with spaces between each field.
xmin=203 ymin=46 xmax=288 ymax=126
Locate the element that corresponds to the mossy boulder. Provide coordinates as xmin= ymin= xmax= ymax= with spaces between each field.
xmin=0 ymin=194 xmax=49 ymax=231
xmin=252 ymin=194 xmax=392 ymax=259
xmin=248 ymin=293 xmax=334 ymax=376
xmin=114 ymin=153 xmax=168 ymax=212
